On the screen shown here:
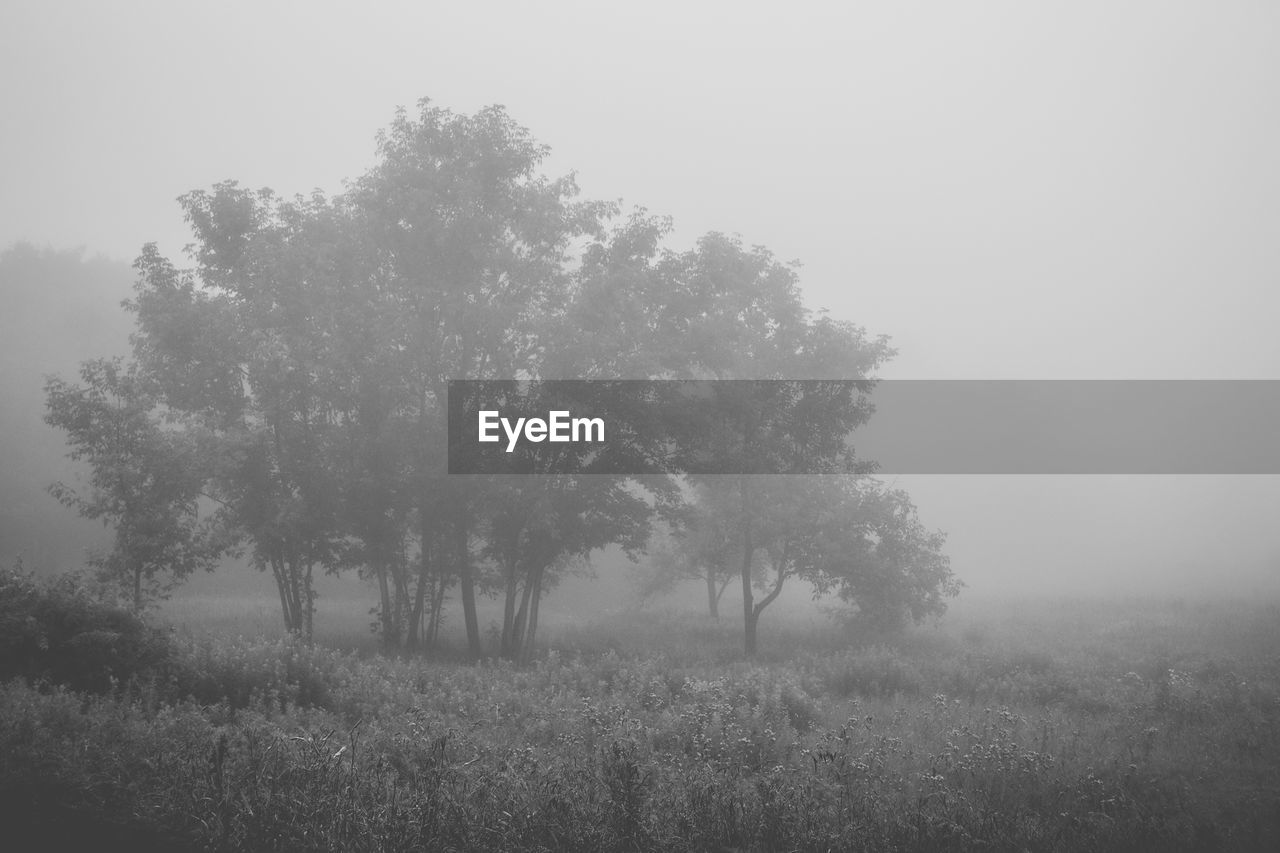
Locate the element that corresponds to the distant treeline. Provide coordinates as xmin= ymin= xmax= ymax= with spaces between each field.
xmin=0 ymin=244 xmax=133 ymax=572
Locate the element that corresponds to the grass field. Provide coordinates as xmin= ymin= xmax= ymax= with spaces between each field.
xmin=3 ymin=581 xmax=1279 ymax=851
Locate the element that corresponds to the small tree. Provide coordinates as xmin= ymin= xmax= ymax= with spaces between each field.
xmin=809 ymin=484 xmax=961 ymax=631
xmin=634 ymin=483 xmax=765 ymax=618
xmin=44 ymin=358 xmax=223 ymax=609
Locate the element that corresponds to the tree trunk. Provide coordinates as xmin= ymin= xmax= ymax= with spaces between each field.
xmin=408 ymin=394 xmax=433 ymax=651
xmin=705 ymin=570 xmax=718 ymax=618
xmin=512 ymin=570 xmax=534 ymax=659
xmin=393 ymin=564 xmax=410 ymax=641
xmin=740 ymin=478 xmax=756 ymax=657
xmin=289 ymin=554 xmax=303 ymax=636
xmin=303 ymin=560 xmax=314 ymax=642
xmin=501 ymin=557 xmax=520 ymax=658
xmin=746 ymin=550 xmax=789 ymax=659
xmin=269 ymin=552 xmax=292 ymax=633
xmin=408 ymin=527 xmax=431 ymax=649
xmin=518 ymin=565 xmax=544 ymax=667
xmin=376 ymin=562 xmax=396 ymax=648
xmin=454 ymin=515 xmax=482 ymax=660
xmin=427 ymin=575 xmax=446 ymax=646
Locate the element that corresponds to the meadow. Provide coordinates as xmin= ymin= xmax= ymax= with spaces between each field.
xmin=2 ymin=568 xmax=1278 ymax=851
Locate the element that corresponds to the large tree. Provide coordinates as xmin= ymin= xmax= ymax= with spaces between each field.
xmin=347 ymin=100 xmax=609 ymax=657
xmin=122 ymin=101 xmax=657 ymax=654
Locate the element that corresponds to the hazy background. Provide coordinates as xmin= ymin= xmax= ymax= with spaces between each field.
xmin=2 ymin=0 xmax=1277 ymax=600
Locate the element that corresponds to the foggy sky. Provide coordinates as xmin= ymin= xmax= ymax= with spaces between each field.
xmin=2 ymin=1 xmax=1277 ymax=596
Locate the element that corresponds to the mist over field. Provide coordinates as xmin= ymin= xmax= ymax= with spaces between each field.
xmin=2 ymin=2 xmax=1278 ymax=850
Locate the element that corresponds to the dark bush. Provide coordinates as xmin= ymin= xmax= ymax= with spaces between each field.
xmin=0 ymin=566 xmax=174 ymax=693
xmin=0 ymin=566 xmax=345 ymax=712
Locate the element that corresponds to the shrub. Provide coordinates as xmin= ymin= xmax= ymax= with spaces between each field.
xmin=0 ymin=566 xmax=173 ymax=693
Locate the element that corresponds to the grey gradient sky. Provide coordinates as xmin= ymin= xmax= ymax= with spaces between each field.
xmin=3 ymin=1 xmax=1278 ymax=594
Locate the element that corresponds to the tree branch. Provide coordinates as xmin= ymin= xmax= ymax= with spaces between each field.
xmin=753 ymin=539 xmax=790 ymax=618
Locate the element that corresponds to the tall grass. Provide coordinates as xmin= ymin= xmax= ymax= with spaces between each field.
xmin=2 ymin=576 xmax=1278 ymax=850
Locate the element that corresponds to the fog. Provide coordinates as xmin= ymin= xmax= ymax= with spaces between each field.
xmin=2 ymin=0 xmax=1278 ymax=603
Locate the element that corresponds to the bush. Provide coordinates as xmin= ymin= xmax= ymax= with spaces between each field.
xmin=0 ymin=566 xmax=173 ymax=693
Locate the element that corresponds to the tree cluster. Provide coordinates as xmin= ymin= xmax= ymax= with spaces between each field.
xmin=44 ymin=99 xmax=959 ymax=658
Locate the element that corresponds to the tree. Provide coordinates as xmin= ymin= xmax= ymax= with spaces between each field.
xmin=125 ymin=101 xmax=654 ymax=655
xmin=808 ymin=484 xmax=961 ymax=631
xmin=633 ymin=484 xmax=757 ymax=618
xmin=658 ymin=234 xmax=892 ymax=655
xmin=482 ymin=474 xmax=651 ymax=663
xmin=667 ymin=473 xmax=958 ymax=651
xmin=459 ymin=379 xmax=667 ymax=662
xmin=348 ymin=100 xmax=606 ymax=658
xmin=43 ymin=358 xmax=224 ymax=609
xmin=549 ymin=223 xmax=928 ymax=655
xmin=128 ymin=190 xmax=356 ymax=638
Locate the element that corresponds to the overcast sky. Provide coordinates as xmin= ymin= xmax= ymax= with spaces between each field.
xmin=3 ymin=1 xmax=1277 ymax=595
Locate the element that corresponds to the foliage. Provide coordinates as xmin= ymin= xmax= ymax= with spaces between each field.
xmin=119 ymin=101 xmax=662 ymax=657
xmin=44 ymin=97 xmax=957 ymax=659
xmin=815 ymin=485 xmax=963 ymax=630
xmin=43 ymin=359 xmax=225 ymax=608
xmin=0 ymin=564 xmax=172 ymax=693
xmin=617 ymin=230 xmax=906 ymax=655
xmin=666 ymin=473 xmax=959 ymax=654
xmin=127 ymin=194 xmax=363 ymax=638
